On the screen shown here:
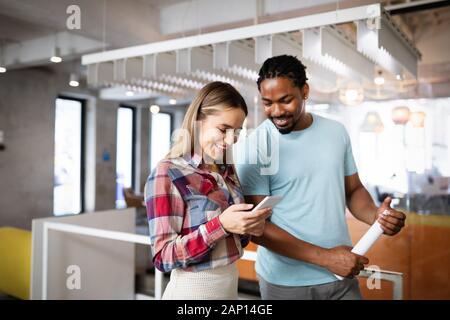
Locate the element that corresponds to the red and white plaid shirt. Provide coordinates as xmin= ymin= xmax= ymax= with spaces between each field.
xmin=145 ymin=153 xmax=249 ymax=272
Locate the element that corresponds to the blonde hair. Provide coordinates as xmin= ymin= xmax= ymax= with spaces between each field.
xmin=166 ymin=81 xmax=248 ymax=159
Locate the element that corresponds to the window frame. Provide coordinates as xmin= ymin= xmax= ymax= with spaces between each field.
xmin=54 ymin=95 xmax=86 ymax=215
xmin=116 ymin=105 xmax=137 ymax=203
xmin=150 ymin=111 xmax=174 ymax=170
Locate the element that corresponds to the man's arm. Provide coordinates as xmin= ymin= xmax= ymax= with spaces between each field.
xmin=245 ymin=195 xmax=369 ymax=278
xmin=345 ymin=173 xmax=406 ymax=235
xmin=344 ymin=173 xmax=378 ymax=225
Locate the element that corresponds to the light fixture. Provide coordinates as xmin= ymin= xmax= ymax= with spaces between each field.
xmin=391 ymin=106 xmax=410 ymax=125
xmin=169 ymin=98 xmax=177 ymax=105
xmin=361 ymin=111 xmax=384 ymax=133
xmin=69 ymin=73 xmax=79 ymax=87
xmin=150 ymin=104 xmax=160 ymax=114
xmin=410 ymin=111 xmax=426 ymax=128
xmin=346 ymin=89 xmax=359 ymax=101
xmin=0 ymin=42 xmax=6 ymax=73
xmin=396 ymin=74 xmax=402 ymax=80
xmin=339 ymin=82 xmax=364 ymax=106
xmin=374 ymin=70 xmax=385 ymax=85
xmin=50 ymin=47 xmax=62 ymax=63
xmin=125 ymin=90 xmax=135 ymax=97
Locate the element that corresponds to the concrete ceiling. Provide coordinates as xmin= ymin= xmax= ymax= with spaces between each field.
xmin=1 ymin=0 xmax=449 ymax=64
xmin=0 ymin=0 xmax=449 ymax=99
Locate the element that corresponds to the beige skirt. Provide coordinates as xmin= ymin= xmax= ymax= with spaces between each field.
xmin=162 ymin=263 xmax=239 ymax=300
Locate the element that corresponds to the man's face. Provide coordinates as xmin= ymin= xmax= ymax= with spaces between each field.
xmin=260 ymin=77 xmax=309 ymax=134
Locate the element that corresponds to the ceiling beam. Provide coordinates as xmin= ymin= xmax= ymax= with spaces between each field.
xmin=82 ymin=4 xmax=381 ymax=65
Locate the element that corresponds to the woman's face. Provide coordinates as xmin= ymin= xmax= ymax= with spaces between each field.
xmin=198 ymin=107 xmax=246 ymax=163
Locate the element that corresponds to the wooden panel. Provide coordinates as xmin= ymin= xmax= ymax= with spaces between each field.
xmin=238 ymin=242 xmax=258 ymax=281
xmin=347 ymin=216 xmax=411 ymax=300
xmin=237 ymin=213 xmax=450 ymax=300
xmin=410 ymin=223 xmax=450 ymax=299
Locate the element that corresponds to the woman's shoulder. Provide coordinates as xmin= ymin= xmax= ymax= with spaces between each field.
xmin=148 ymin=157 xmax=188 ymax=180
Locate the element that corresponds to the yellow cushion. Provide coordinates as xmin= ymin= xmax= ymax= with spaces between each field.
xmin=0 ymin=227 xmax=31 ymax=300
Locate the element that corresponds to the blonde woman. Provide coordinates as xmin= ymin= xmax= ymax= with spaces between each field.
xmin=145 ymin=82 xmax=272 ymax=300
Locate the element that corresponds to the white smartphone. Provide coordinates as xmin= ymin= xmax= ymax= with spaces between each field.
xmin=251 ymin=195 xmax=283 ymax=212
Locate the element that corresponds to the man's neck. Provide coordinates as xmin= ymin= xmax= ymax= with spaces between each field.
xmin=292 ymin=112 xmax=313 ymax=132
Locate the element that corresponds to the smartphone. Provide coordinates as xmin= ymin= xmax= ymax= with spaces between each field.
xmin=251 ymin=195 xmax=283 ymax=212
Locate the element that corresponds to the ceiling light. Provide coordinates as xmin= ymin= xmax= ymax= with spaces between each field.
xmin=410 ymin=111 xmax=426 ymax=128
xmin=50 ymin=47 xmax=62 ymax=63
xmin=69 ymin=73 xmax=79 ymax=87
xmin=169 ymin=98 xmax=177 ymax=105
xmin=392 ymin=106 xmax=410 ymax=125
xmin=361 ymin=111 xmax=384 ymax=133
xmin=339 ymin=83 xmax=364 ymax=106
xmin=125 ymin=91 xmax=135 ymax=97
xmin=0 ymin=43 xmax=5 ymax=73
xmin=374 ymin=71 xmax=385 ymax=85
xmin=50 ymin=56 xmax=62 ymax=63
xmin=346 ymin=89 xmax=359 ymax=101
xmin=150 ymin=105 xmax=160 ymax=114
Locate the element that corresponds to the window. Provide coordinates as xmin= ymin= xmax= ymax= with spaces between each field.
xmin=54 ymin=97 xmax=85 ymax=215
xmin=151 ymin=112 xmax=172 ymax=170
xmin=116 ymin=106 xmax=136 ymax=208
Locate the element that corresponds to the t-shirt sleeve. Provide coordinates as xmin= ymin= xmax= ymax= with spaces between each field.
xmin=343 ymin=128 xmax=358 ymax=176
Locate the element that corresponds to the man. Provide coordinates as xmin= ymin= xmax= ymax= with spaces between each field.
xmin=235 ymin=55 xmax=406 ymax=300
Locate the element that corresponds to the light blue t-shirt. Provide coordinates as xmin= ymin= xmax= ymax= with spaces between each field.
xmin=234 ymin=114 xmax=358 ymax=286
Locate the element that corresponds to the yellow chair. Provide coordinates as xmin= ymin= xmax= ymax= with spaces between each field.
xmin=0 ymin=227 xmax=31 ymax=300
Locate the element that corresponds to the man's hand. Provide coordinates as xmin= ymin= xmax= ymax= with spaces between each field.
xmin=322 ymin=246 xmax=369 ymax=278
xmin=376 ymin=197 xmax=406 ymax=236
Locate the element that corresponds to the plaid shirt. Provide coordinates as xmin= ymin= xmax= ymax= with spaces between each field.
xmin=145 ymin=153 xmax=249 ymax=273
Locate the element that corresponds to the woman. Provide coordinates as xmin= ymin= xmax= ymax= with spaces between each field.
xmin=145 ymin=81 xmax=271 ymax=300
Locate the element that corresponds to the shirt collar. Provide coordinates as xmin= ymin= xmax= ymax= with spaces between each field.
xmin=182 ymin=152 xmax=202 ymax=169
xmin=181 ymin=152 xmax=234 ymax=177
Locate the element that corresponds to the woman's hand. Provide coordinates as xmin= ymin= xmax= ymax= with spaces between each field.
xmin=219 ymin=203 xmax=272 ymax=236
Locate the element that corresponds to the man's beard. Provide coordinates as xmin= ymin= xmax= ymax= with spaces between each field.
xmin=271 ymin=118 xmax=294 ymax=134
xmin=270 ymin=115 xmax=295 ymax=134
xmin=278 ymin=126 xmax=293 ymax=135
xmin=271 ymin=100 xmax=305 ymax=134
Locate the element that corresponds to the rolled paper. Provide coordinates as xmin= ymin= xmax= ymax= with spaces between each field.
xmin=335 ymin=211 xmax=387 ymax=280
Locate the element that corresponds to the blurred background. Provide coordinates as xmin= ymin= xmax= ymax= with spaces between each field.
xmin=0 ymin=0 xmax=449 ymax=300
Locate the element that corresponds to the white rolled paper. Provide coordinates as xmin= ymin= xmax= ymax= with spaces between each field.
xmin=334 ymin=215 xmax=385 ymax=280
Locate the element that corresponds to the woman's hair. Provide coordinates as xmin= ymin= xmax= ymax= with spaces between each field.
xmin=257 ymin=55 xmax=308 ymax=91
xmin=166 ymin=81 xmax=248 ymax=159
